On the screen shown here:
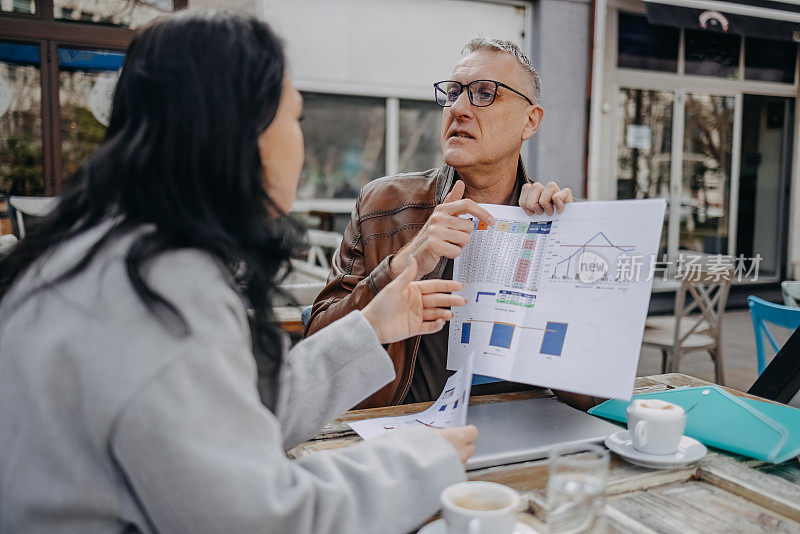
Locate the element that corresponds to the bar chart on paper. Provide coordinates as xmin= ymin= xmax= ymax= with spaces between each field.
xmin=447 ymin=199 xmax=667 ymax=401
xmin=455 ymin=319 xmax=568 ymax=356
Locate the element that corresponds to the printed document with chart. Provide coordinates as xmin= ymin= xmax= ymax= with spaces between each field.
xmin=447 ymin=199 xmax=666 ymax=400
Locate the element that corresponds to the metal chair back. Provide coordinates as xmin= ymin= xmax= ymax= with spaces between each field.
xmin=643 ymin=267 xmax=733 ymax=384
xmin=672 ymin=269 xmax=733 ymax=352
xmin=747 ymin=296 xmax=800 ymax=375
xmin=305 ymin=229 xmax=342 ymax=270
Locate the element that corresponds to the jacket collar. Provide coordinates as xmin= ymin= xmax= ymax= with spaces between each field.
xmin=435 ymin=155 xmax=532 ymax=205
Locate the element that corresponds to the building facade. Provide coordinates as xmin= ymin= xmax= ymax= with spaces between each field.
xmin=1 ymin=0 xmax=796 ymax=286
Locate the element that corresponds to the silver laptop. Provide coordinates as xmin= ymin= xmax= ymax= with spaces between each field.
xmin=465 ymin=396 xmax=621 ymax=470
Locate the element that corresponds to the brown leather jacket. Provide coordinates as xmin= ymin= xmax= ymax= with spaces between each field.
xmin=303 ymin=161 xmax=531 ymax=407
xmin=304 ymin=161 xmax=599 ymax=410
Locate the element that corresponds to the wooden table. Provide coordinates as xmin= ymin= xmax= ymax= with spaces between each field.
xmin=274 ymin=306 xmax=306 ymax=336
xmin=289 ymin=374 xmax=800 ymax=533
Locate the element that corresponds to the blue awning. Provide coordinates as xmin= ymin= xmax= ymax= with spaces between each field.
xmin=0 ymin=43 xmax=125 ymax=70
xmin=0 ymin=42 xmax=40 ymax=66
xmin=58 ymin=48 xmax=125 ymax=71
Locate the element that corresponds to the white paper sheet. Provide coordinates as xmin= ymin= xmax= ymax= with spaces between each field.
xmin=349 ymin=352 xmax=475 ymax=440
xmin=447 ymin=199 xmax=666 ymax=401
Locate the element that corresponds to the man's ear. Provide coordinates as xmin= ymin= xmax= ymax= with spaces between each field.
xmin=522 ymin=105 xmax=544 ymax=141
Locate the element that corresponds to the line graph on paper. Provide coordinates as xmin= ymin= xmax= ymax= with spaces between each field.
xmin=543 ymin=226 xmax=640 ymax=289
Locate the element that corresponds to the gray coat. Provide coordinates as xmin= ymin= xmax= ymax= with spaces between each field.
xmin=0 ymin=224 xmax=465 ymax=533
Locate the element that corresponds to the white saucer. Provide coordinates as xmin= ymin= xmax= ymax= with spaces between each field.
xmin=605 ymin=430 xmax=707 ymax=469
xmin=418 ymin=518 xmax=539 ymax=534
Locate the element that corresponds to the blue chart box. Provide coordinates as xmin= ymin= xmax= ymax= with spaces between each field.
xmin=489 ymin=323 xmax=515 ymax=349
xmin=540 ymin=322 xmax=568 ymax=356
xmin=461 ymin=323 xmax=471 ymax=344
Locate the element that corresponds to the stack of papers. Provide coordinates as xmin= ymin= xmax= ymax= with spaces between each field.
xmin=349 ymin=352 xmax=475 ymax=439
xmin=447 ymin=200 xmax=666 ymax=401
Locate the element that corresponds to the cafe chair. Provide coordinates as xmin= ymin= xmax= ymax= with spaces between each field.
xmin=0 ymin=233 xmax=18 ymax=260
xmin=8 ymin=196 xmax=59 ymax=239
xmin=781 ymin=281 xmax=800 ymax=308
xmin=747 ymin=323 xmax=800 ymax=408
xmin=305 ymin=229 xmax=342 ymax=270
xmin=279 ymin=231 xmax=340 ymax=335
xmin=301 ymin=305 xmax=313 ymax=327
xmin=747 ymin=296 xmax=800 ymax=376
xmin=643 ymin=269 xmax=732 ymax=385
xmin=274 ymin=259 xmax=327 ymax=307
xmin=274 ymin=259 xmax=329 ymax=337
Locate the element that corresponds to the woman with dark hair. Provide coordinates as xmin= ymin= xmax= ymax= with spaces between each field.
xmin=0 ymin=11 xmax=477 ymax=533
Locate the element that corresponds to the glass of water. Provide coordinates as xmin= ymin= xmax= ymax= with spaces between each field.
xmin=546 ymin=443 xmax=609 ymax=534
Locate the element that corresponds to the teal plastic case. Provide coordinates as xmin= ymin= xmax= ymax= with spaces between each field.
xmin=588 ymin=386 xmax=800 ymax=464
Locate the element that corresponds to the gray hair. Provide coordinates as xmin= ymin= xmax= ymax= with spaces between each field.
xmin=463 ymin=38 xmax=541 ymax=104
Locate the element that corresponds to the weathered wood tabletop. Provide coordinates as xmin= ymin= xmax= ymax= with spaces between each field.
xmin=288 ymin=373 xmax=800 ymax=533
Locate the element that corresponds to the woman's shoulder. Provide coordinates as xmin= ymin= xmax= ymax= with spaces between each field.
xmin=2 ymin=221 xmax=248 ymax=348
xmin=91 ymin=226 xmax=247 ymax=337
xmin=144 ymin=247 xmax=249 ymax=339
xmin=0 ymin=224 xmax=254 ymax=443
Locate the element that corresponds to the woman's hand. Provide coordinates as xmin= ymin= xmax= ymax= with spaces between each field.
xmin=439 ymin=425 xmax=478 ymax=465
xmin=362 ymin=258 xmax=466 ymax=345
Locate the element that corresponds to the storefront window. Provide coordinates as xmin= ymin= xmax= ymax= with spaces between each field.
xmin=298 ymin=92 xmax=386 ymax=199
xmin=617 ymin=13 xmax=679 ymax=72
xmin=58 ymin=47 xmax=125 ymax=182
xmin=0 ymin=42 xmax=44 ymax=199
xmin=54 ymin=0 xmax=169 ymax=29
xmin=2 ymin=0 xmax=35 ymax=14
xmin=611 ymin=9 xmax=795 ymax=280
xmin=399 ymin=99 xmax=443 ymax=173
xmin=745 ymin=37 xmax=796 ymax=84
xmin=684 ymin=30 xmax=740 ymax=79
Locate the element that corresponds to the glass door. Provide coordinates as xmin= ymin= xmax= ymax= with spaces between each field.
xmin=680 ymin=94 xmax=735 ymax=255
xmin=615 ymin=88 xmax=674 ymax=261
xmin=615 ymin=88 xmax=792 ymax=281
xmin=615 ymin=90 xmax=736 ymax=261
xmin=736 ymin=95 xmax=794 ymax=278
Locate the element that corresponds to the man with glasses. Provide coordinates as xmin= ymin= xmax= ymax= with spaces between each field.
xmin=306 ymin=38 xmax=593 ymax=410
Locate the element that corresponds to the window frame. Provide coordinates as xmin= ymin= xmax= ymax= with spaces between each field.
xmin=295 ymin=85 xmax=447 ymax=205
xmin=1 ymin=0 xmax=40 ymax=20
xmin=0 ymin=0 xmax=185 ymax=195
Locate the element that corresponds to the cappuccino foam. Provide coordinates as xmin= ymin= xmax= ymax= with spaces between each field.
xmin=452 ymin=493 xmax=507 ymax=511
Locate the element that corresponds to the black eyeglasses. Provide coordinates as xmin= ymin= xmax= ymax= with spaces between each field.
xmin=434 ymin=79 xmax=533 ymax=107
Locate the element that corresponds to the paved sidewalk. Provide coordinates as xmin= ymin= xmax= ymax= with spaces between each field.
xmin=637 ymin=308 xmax=794 ymax=393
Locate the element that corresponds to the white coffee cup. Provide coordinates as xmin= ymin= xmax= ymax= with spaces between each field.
xmin=626 ymin=399 xmax=686 ymax=455
xmin=440 ymin=481 xmax=520 ymax=534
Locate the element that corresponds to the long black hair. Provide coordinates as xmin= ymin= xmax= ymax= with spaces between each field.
xmin=0 ymin=10 xmax=301 ymax=380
